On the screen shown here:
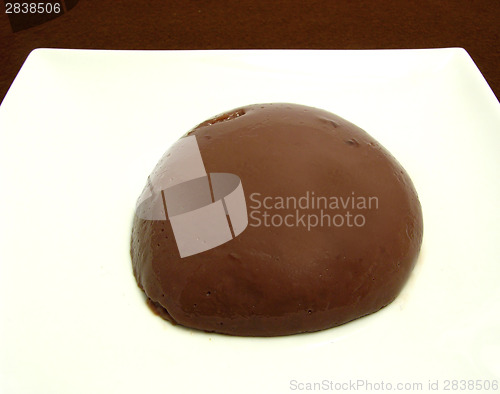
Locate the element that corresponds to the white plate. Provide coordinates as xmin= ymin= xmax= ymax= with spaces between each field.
xmin=1 ymin=49 xmax=499 ymax=394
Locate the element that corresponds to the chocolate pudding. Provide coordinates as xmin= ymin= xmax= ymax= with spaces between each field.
xmin=130 ymin=103 xmax=423 ymax=336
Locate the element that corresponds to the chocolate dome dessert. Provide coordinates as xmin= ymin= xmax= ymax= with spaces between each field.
xmin=130 ymin=103 xmax=423 ymax=336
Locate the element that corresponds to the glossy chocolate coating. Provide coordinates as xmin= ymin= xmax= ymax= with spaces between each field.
xmin=130 ymin=103 xmax=423 ymax=336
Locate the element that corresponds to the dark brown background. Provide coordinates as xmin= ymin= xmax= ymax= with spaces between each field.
xmin=1 ymin=0 xmax=499 ymax=104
